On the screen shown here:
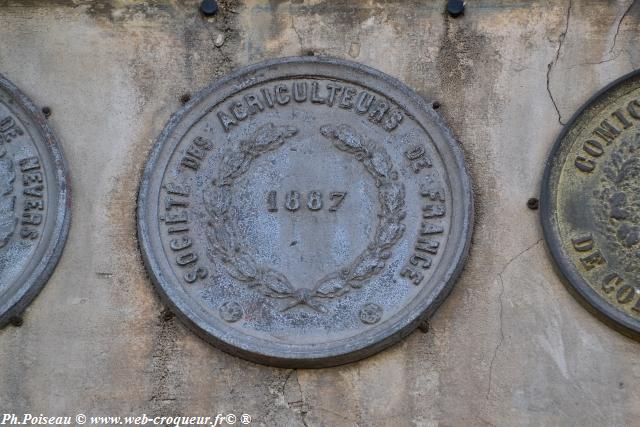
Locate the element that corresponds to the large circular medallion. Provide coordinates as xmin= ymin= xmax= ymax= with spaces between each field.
xmin=542 ymin=70 xmax=640 ymax=338
xmin=0 ymin=74 xmax=71 ymax=326
xmin=138 ymin=57 xmax=473 ymax=367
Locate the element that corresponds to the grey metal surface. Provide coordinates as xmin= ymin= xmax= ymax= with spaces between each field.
xmin=0 ymin=74 xmax=71 ymax=326
xmin=542 ymin=69 xmax=640 ymax=339
xmin=138 ymin=57 xmax=473 ymax=367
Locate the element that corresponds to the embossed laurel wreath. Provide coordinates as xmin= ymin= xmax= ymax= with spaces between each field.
xmin=204 ymin=123 xmax=406 ymax=312
xmin=0 ymin=144 xmax=16 ymax=249
xmin=595 ymin=132 xmax=640 ymax=278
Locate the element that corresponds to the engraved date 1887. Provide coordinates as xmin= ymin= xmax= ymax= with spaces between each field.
xmin=267 ymin=190 xmax=347 ymax=212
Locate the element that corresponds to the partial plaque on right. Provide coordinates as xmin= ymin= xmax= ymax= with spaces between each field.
xmin=542 ymin=70 xmax=640 ymax=338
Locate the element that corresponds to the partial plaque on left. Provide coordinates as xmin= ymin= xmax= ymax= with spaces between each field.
xmin=0 ymin=74 xmax=71 ymax=326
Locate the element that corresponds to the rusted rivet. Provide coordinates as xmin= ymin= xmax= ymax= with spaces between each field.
xmin=162 ymin=309 xmax=175 ymax=321
xmin=42 ymin=106 xmax=52 ymax=118
xmin=527 ymin=198 xmax=539 ymax=210
xmin=418 ymin=318 xmax=430 ymax=333
xmin=180 ymin=93 xmax=191 ymax=105
xmin=9 ymin=316 xmax=23 ymax=327
xmin=447 ymin=0 xmax=465 ymax=17
xmin=200 ymin=0 xmax=218 ymax=16
xmin=432 ymin=101 xmax=441 ymax=110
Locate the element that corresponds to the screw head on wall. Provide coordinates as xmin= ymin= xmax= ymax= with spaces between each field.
xmin=10 ymin=316 xmax=23 ymax=327
xmin=200 ymin=0 xmax=218 ymax=16
xmin=447 ymin=0 xmax=465 ymax=17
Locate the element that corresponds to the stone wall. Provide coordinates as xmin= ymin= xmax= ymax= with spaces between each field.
xmin=0 ymin=1 xmax=639 ymax=425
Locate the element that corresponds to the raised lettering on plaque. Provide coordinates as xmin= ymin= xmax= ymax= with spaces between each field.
xmin=542 ymin=69 xmax=640 ymax=339
xmin=138 ymin=57 xmax=473 ymax=367
xmin=0 ymin=74 xmax=70 ymax=326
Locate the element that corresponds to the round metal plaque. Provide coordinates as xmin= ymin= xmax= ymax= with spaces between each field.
xmin=542 ymin=70 xmax=640 ymax=338
xmin=0 ymin=74 xmax=70 ymax=326
xmin=138 ymin=57 xmax=473 ymax=367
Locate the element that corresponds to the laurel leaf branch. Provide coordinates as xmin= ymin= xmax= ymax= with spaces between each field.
xmin=205 ymin=123 xmax=406 ymax=308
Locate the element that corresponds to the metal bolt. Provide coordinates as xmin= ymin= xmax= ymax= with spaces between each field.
xmin=432 ymin=101 xmax=441 ymax=110
xmin=9 ymin=316 xmax=23 ymax=327
xmin=42 ymin=106 xmax=52 ymax=118
xmin=447 ymin=0 xmax=465 ymax=17
xmin=527 ymin=198 xmax=539 ymax=210
xmin=200 ymin=0 xmax=218 ymax=16
xmin=180 ymin=93 xmax=191 ymax=105
xmin=418 ymin=318 xmax=430 ymax=333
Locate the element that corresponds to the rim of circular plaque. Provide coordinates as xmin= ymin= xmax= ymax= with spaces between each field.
xmin=0 ymin=74 xmax=71 ymax=326
xmin=138 ymin=56 xmax=473 ymax=367
xmin=541 ymin=69 xmax=640 ymax=339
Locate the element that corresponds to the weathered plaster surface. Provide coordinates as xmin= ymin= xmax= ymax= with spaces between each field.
xmin=0 ymin=1 xmax=639 ymax=425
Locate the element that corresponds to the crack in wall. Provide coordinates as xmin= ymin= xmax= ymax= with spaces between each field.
xmin=281 ymin=370 xmax=358 ymax=426
xmin=148 ymin=310 xmax=182 ymax=414
xmin=546 ymin=0 xmax=572 ymax=126
xmin=486 ymin=239 xmax=543 ymax=399
xmin=281 ymin=369 xmax=310 ymax=426
xmin=610 ymin=0 xmax=637 ymax=56
xmin=486 ymin=274 xmax=505 ymax=400
xmin=563 ymin=0 xmax=636 ymax=70
xmin=566 ymin=54 xmax=623 ymax=69
xmin=289 ymin=7 xmax=305 ymax=54
xmin=547 ymin=0 xmax=636 ymax=117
